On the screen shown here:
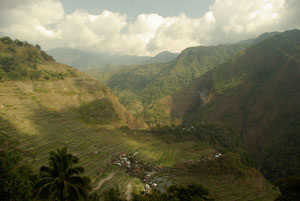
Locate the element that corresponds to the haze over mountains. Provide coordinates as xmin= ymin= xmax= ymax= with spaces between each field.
xmin=1 ymin=29 xmax=300 ymax=200
xmin=46 ymin=48 xmax=179 ymax=70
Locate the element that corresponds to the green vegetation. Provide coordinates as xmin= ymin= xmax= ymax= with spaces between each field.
xmin=87 ymin=29 xmax=300 ymax=190
xmin=0 ymin=36 xmax=77 ymax=81
xmin=274 ymin=176 xmax=300 ymax=201
xmin=0 ymin=35 xmax=285 ymax=200
xmin=33 ymin=147 xmax=91 ymax=201
xmin=179 ymin=30 xmax=300 ymax=181
xmin=263 ymin=119 xmax=300 ymax=180
xmin=100 ymin=188 xmax=126 ymax=201
xmin=0 ymin=118 xmax=37 ymax=201
xmin=132 ymin=184 xmax=214 ymax=201
xmin=78 ymin=100 xmax=120 ymax=124
xmin=152 ymin=123 xmax=255 ymax=174
xmin=152 ymin=123 xmax=242 ymax=153
xmin=86 ymin=43 xmax=248 ymax=123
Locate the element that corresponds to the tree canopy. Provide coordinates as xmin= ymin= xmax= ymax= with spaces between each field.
xmin=33 ymin=147 xmax=91 ymax=201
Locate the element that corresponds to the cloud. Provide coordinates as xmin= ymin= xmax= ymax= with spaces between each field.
xmin=0 ymin=0 xmax=299 ymax=56
xmin=0 ymin=0 xmax=64 ymax=45
xmin=208 ymin=0 xmax=287 ymax=43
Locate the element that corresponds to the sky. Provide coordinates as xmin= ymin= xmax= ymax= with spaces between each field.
xmin=0 ymin=0 xmax=300 ymax=56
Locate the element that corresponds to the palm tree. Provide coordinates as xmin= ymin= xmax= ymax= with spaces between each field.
xmin=33 ymin=147 xmax=91 ymax=201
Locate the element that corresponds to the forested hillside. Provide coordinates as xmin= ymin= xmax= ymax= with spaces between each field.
xmin=0 ymin=37 xmax=278 ymax=200
xmin=169 ymin=29 xmax=300 ymax=181
xmin=84 ymin=29 xmax=300 ymax=183
xmin=86 ymin=43 xmax=248 ymax=123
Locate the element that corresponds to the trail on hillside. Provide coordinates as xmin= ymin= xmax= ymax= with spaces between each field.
xmin=93 ymin=172 xmax=117 ymax=191
xmin=125 ymin=183 xmax=133 ymax=201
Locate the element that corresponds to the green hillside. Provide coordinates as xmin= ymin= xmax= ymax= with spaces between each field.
xmin=0 ymin=37 xmax=73 ymax=81
xmin=86 ymin=43 xmax=248 ymax=124
xmin=0 ymin=37 xmax=277 ymax=200
xmin=141 ymin=51 xmax=179 ymax=64
xmin=168 ymin=29 xmax=300 ymax=181
xmin=84 ymin=29 xmax=300 ymax=184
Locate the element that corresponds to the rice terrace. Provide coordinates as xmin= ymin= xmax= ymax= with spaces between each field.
xmin=1 ymin=0 xmax=300 ymax=201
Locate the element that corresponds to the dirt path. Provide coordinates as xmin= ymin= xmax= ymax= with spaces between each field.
xmin=93 ymin=172 xmax=117 ymax=191
xmin=125 ymin=183 xmax=133 ymax=201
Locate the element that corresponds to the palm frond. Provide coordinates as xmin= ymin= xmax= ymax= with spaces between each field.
xmin=34 ymin=148 xmax=91 ymax=201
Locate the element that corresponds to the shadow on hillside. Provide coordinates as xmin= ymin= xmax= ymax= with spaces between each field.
xmin=0 ymin=115 xmax=39 ymax=158
xmin=0 ymin=115 xmax=25 ymax=141
xmin=169 ymin=71 xmax=214 ymax=124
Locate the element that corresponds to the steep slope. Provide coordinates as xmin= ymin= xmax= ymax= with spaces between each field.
xmin=0 ymin=37 xmax=147 ymax=130
xmin=168 ymin=29 xmax=300 ymax=180
xmin=87 ymin=43 xmax=248 ymax=124
xmin=0 ymin=37 xmax=278 ymax=200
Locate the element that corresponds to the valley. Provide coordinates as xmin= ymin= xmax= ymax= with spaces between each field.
xmin=1 ymin=30 xmax=300 ymax=201
xmin=83 ymin=29 xmax=300 ymax=182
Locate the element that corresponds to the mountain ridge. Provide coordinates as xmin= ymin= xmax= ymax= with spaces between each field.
xmin=46 ymin=47 xmax=178 ymax=70
xmin=168 ymin=29 xmax=300 ymax=180
xmin=83 ymin=29 xmax=300 ymax=182
xmin=0 ymin=36 xmax=279 ymax=200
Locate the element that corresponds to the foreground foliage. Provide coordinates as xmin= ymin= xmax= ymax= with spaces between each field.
xmin=33 ymin=147 xmax=91 ymax=201
xmin=0 ymin=122 xmax=37 ymax=201
xmin=133 ymin=184 xmax=214 ymax=201
xmin=263 ymin=119 xmax=300 ymax=180
xmin=274 ymin=176 xmax=300 ymax=201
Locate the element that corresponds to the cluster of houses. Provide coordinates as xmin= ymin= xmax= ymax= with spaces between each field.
xmin=111 ymin=152 xmax=164 ymax=192
xmin=97 ymin=151 xmax=224 ymax=193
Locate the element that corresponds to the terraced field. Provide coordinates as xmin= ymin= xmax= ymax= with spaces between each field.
xmin=0 ymin=79 xmax=277 ymax=200
xmin=164 ymin=170 xmax=277 ymax=201
xmin=0 ymin=80 xmax=202 ymax=192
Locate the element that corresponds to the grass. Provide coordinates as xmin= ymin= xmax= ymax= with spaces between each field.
xmin=165 ymin=171 xmax=278 ymax=201
xmin=0 ymin=79 xmax=199 ymax=190
xmin=0 ymin=78 xmax=277 ymax=200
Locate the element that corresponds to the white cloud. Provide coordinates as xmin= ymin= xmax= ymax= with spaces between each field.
xmin=208 ymin=0 xmax=287 ymax=43
xmin=0 ymin=0 xmax=64 ymax=47
xmin=0 ymin=0 xmax=299 ymax=56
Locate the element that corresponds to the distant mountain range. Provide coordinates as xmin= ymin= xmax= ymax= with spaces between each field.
xmin=46 ymin=48 xmax=178 ymax=70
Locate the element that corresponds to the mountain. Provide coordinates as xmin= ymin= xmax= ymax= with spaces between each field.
xmin=141 ymin=51 xmax=179 ymax=64
xmin=0 ymin=36 xmax=147 ymax=129
xmin=85 ymin=29 xmax=300 ymax=182
xmin=46 ymin=48 xmax=178 ymax=70
xmin=86 ymin=42 xmax=249 ymax=123
xmin=237 ymin=31 xmax=280 ymax=45
xmin=167 ymin=29 xmax=300 ymax=180
xmin=0 ymin=37 xmax=277 ymax=200
xmin=46 ymin=47 xmax=109 ymax=70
